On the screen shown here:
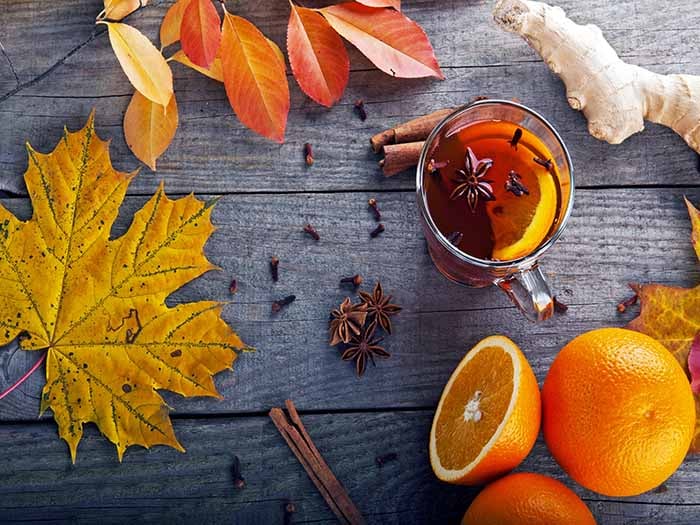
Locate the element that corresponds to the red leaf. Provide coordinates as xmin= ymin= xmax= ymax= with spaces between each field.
xmin=180 ymin=0 xmax=222 ymax=68
xmin=356 ymin=0 xmax=400 ymax=9
xmin=321 ymin=2 xmax=443 ymax=79
xmin=220 ymin=12 xmax=289 ymax=142
xmin=288 ymin=4 xmax=349 ymax=107
xmin=689 ymin=333 xmax=700 ymax=394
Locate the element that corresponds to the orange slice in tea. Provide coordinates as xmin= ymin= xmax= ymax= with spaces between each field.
xmin=487 ymin=167 xmax=558 ymax=261
xmin=429 ymin=335 xmax=540 ymax=485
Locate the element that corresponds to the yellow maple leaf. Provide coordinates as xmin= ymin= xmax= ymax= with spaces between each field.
xmin=628 ymin=197 xmax=700 ymax=449
xmin=0 ymin=112 xmax=246 ymax=461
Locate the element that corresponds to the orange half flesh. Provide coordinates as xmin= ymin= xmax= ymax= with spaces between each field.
xmin=429 ymin=335 xmax=540 ymax=485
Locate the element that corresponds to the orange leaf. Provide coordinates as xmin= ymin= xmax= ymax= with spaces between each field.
xmin=160 ymin=0 xmax=189 ymax=48
xmin=124 ymin=90 xmax=179 ymax=170
xmin=181 ymin=0 xmax=222 ymax=68
xmin=321 ymin=2 xmax=443 ymax=79
xmin=267 ymin=37 xmax=287 ymax=72
xmin=103 ymin=22 xmax=173 ymax=106
xmin=356 ymin=0 xmax=400 ymax=9
xmin=171 ymin=50 xmax=223 ymax=82
xmin=102 ymin=0 xmax=147 ymax=21
xmin=288 ymin=4 xmax=349 ymax=107
xmin=220 ymin=12 xmax=289 ymax=142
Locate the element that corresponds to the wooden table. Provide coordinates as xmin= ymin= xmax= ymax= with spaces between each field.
xmin=1 ymin=1 xmax=699 ymax=523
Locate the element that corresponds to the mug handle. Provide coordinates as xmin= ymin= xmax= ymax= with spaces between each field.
xmin=496 ymin=264 xmax=554 ymax=322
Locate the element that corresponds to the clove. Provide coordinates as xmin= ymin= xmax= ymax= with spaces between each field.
xmin=427 ymin=158 xmax=448 ymax=176
xmin=229 ymin=278 xmax=238 ymax=295
xmin=284 ymin=501 xmax=296 ymax=525
xmin=340 ymin=274 xmax=363 ymax=288
xmin=232 ymin=456 xmax=245 ymax=489
xmin=272 ymin=295 xmax=296 ymax=313
xmin=370 ymin=223 xmax=385 ymax=238
xmin=446 ymin=231 xmax=463 ymax=246
xmin=304 ymin=143 xmax=314 ymax=166
xmin=617 ymin=293 xmax=638 ymax=313
xmin=303 ymin=223 xmax=320 ymax=241
xmin=509 ymin=128 xmax=522 ymax=149
xmin=270 ymin=256 xmax=279 ymax=282
xmin=368 ymin=198 xmax=381 ymax=221
xmin=533 ymin=157 xmax=553 ymax=170
xmin=505 ymin=170 xmax=529 ymax=197
xmin=354 ymin=99 xmax=367 ymax=121
xmin=375 ymin=452 xmax=398 ymax=467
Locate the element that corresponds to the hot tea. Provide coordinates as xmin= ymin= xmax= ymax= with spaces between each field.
xmin=423 ymin=119 xmax=564 ymax=261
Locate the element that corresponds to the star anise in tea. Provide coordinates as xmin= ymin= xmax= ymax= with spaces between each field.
xmin=359 ymin=282 xmax=402 ymax=334
xmin=341 ymin=323 xmax=389 ymax=377
xmin=450 ymin=146 xmax=495 ymax=212
xmin=329 ymin=297 xmax=367 ymax=345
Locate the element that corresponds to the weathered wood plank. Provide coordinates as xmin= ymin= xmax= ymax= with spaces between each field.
xmin=1 ymin=412 xmax=700 ymax=524
xmin=1 ymin=187 xmax=697 ymax=420
xmin=1 ymin=1 xmax=700 ymax=195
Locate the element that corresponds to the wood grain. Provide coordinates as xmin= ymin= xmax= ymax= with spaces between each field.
xmin=1 ymin=187 xmax=697 ymax=420
xmin=1 ymin=0 xmax=700 ymax=196
xmin=2 ymin=411 xmax=700 ymax=524
xmin=2 ymin=0 xmax=700 ymax=522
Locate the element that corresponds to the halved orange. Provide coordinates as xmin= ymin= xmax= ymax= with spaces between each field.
xmin=487 ymin=166 xmax=558 ymax=261
xmin=429 ymin=335 xmax=540 ymax=485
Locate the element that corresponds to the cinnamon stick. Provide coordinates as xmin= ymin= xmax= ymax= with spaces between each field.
xmin=379 ymin=141 xmax=425 ymax=177
xmin=270 ymin=401 xmax=365 ymax=525
xmin=370 ymin=107 xmax=455 ymax=153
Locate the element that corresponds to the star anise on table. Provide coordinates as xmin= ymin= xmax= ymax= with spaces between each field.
xmin=359 ymin=282 xmax=402 ymax=334
xmin=341 ymin=323 xmax=389 ymax=377
xmin=329 ymin=297 xmax=367 ymax=345
xmin=450 ymin=146 xmax=495 ymax=212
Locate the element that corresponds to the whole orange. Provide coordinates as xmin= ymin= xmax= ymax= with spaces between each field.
xmin=542 ymin=327 xmax=695 ymax=497
xmin=462 ymin=472 xmax=596 ymax=525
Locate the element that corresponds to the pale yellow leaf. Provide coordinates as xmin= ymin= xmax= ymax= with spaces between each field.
xmin=103 ymin=22 xmax=173 ymax=106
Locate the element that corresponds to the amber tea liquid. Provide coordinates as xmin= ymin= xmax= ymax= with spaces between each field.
xmin=424 ymin=119 xmax=564 ymax=261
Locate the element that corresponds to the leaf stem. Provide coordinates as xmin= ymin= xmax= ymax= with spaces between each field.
xmin=0 ymin=351 xmax=46 ymax=401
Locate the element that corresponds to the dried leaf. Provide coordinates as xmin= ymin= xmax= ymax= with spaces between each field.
xmin=180 ymin=0 xmax=222 ymax=68
xmin=687 ymin=197 xmax=700 ymax=260
xmin=288 ymin=4 xmax=349 ymax=107
xmin=356 ymin=0 xmax=400 ymax=8
xmin=0 ymin=113 xmax=246 ymax=461
xmin=320 ymin=2 xmax=443 ymax=79
xmin=103 ymin=0 xmax=146 ymax=21
xmin=124 ymin=90 xmax=179 ymax=170
xmin=160 ymin=0 xmax=189 ymax=48
xmin=103 ymin=22 xmax=173 ymax=106
xmin=688 ymin=333 xmax=700 ymax=394
xmin=220 ymin=11 xmax=290 ymax=142
xmin=171 ymin=50 xmax=224 ymax=82
xmin=628 ymin=199 xmax=700 ymax=450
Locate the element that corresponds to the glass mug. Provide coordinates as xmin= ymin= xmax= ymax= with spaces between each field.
xmin=416 ymin=100 xmax=574 ymax=322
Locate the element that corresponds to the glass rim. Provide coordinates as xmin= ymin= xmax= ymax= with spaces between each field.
xmin=415 ymin=99 xmax=575 ymax=270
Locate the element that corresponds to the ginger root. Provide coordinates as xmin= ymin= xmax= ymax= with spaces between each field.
xmin=493 ymin=0 xmax=700 ymax=152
